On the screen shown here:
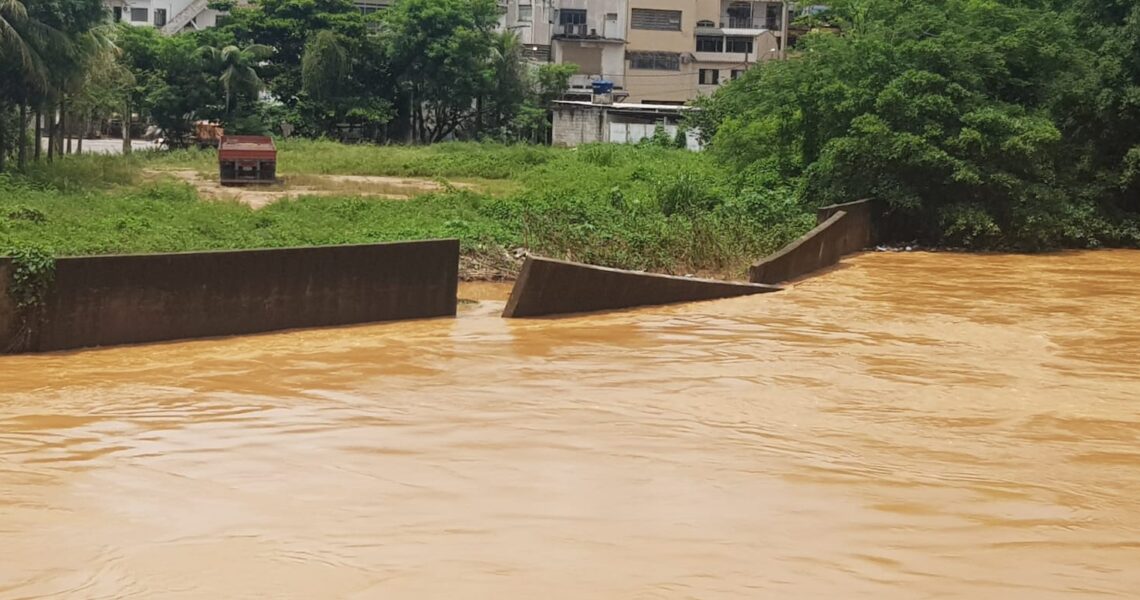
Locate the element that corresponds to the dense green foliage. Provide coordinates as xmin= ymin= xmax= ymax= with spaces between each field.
xmin=694 ymin=0 xmax=1140 ymax=249
xmin=0 ymin=144 xmax=811 ymax=277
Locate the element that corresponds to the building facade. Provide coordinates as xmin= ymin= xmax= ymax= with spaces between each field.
xmin=106 ymin=0 xmax=223 ymax=34
xmin=501 ymin=0 xmax=788 ymax=104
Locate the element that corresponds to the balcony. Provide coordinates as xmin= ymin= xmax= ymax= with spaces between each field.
xmin=553 ymin=22 xmax=624 ymax=42
xmin=695 ymin=15 xmax=782 ymax=31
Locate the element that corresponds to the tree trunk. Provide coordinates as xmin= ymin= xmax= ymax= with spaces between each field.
xmin=406 ymin=91 xmax=416 ymax=145
xmin=18 ymin=102 xmax=28 ymax=170
xmin=61 ymin=98 xmax=71 ymax=155
xmin=34 ymin=108 xmax=42 ymax=161
xmin=0 ymin=108 xmax=7 ymax=172
xmin=47 ymin=108 xmax=56 ymax=163
xmin=76 ymin=111 xmax=84 ymax=154
xmin=122 ymin=99 xmax=132 ymax=155
xmin=474 ymin=95 xmax=483 ymax=139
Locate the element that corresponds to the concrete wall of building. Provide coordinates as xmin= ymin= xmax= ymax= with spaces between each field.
xmin=504 ymin=0 xmax=556 ymax=46
xmin=502 ymin=255 xmax=779 ymax=318
xmin=624 ymin=0 xmax=693 ymax=102
xmin=608 ymin=122 xmax=700 ymax=150
xmin=1 ymin=241 xmax=460 ymax=354
xmin=112 ymin=0 xmax=215 ymax=28
xmin=556 ymin=0 xmax=628 ymax=39
xmin=552 ymin=104 xmax=607 ymax=146
xmin=749 ymin=199 xmax=876 ymax=284
xmin=555 ymin=40 xmax=627 ymax=89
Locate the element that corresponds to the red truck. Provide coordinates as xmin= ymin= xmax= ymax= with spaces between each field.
xmin=218 ymin=135 xmax=278 ymax=185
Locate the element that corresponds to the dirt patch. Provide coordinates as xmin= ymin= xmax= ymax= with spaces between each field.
xmin=151 ymin=169 xmax=473 ymax=209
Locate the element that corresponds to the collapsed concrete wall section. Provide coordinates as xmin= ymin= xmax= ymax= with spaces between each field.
xmin=750 ymin=199 xmax=875 ymax=284
xmin=502 ymin=256 xmax=780 ymax=318
xmin=1 ymin=240 xmax=459 ymax=353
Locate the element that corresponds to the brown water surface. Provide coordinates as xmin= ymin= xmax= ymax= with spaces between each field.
xmin=2 ymin=251 xmax=1139 ymax=599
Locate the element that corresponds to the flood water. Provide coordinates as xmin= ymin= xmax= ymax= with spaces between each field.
xmin=2 ymin=251 xmax=1139 ymax=599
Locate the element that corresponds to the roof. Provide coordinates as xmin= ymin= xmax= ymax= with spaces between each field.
xmin=553 ymin=100 xmax=698 ymax=114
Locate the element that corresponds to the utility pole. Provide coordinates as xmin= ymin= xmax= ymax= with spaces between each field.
xmin=781 ymin=1 xmax=791 ymax=60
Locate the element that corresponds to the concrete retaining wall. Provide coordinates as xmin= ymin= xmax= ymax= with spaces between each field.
xmin=749 ymin=199 xmax=875 ymax=285
xmin=503 ymin=256 xmax=780 ymax=318
xmin=2 ymin=240 xmax=459 ymax=353
xmin=0 ymin=260 xmax=15 ymax=351
xmin=816 ymin=198 xmax=874 ymax=255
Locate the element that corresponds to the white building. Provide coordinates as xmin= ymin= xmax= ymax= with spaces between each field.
xmin=551 ymin=100 xmax=702 ymax=150
xmin=107 ymin=0 xmax=223 ymax=34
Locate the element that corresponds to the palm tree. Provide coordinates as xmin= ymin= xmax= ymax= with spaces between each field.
xmin=487 ymin=30 xmax=525 ymax=132
xmin=0 ymin=0 xmax=44 ymax=85
xmin=198 ymin=43 xmax=273 ymax=123
xmin=1 ymin=0 xmax=69 ymax=169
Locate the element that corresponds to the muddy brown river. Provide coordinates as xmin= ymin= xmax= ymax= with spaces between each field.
xmin=2 ymin=251 xmax=1139 ymax=599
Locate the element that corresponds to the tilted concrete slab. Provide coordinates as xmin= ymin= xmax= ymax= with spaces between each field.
xmin=750 ymin=198 xmax=877 ymax=285
xmin=502 ymin=256 xmax=781 ymax=318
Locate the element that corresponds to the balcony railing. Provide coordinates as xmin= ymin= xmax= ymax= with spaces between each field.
xmin=699 ymin=16 xmax=781 ymax=30
xmin=558 ymin=23 xmax=589 ymax=37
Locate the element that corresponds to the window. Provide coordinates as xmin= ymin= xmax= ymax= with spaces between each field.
xmin=631 ymin=8 xmax=682 ymax=31
xmin=130 ymin=7 xmax=147 ymax=22
xmin=696 ymin=36 xmax=723 ymax=52
xmin=696 ymin=19 xmax=715 ymax=28
xmin=731 ymin=69 xmax=745 ymax=80
xmin=559 ymin=9 xmax=586 ymax=25
xmin=606 ymin=12 xmax=617 ymax=20
xmin=726 ymin=36 xmax=754 ymax=53
xmin=154 ymin=8 xmax=167 ymax=27
xmin=766 ymin=4 xmax=782 ymax=29
xmin=518 ymin=3 xmax=532 ymax=21
xmin=727 ymin=1 xmax=753 ymax=28
xmin=112 ymin=6 xmax=122 ymax=22
xmin=699 ymin=69 xmax=720 ymax=85
xmin=628 ymin=51 xmax=680 ymax=71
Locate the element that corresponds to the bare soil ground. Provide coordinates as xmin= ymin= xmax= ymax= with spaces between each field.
xmin=152 ymin=169 xmax=474 ymax=209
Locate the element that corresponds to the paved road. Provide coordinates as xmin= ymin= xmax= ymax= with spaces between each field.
xmin=42 ymin=138 xmax=161 ymax=155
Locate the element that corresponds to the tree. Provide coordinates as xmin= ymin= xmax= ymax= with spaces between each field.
xmin=696 ymin=0 xmax=1116 ymax=249
xmin=222 ymin=0 xmax=368 ymax=108
xmin=382 ymin=0 xmax=499 ymax=143
xmin=116 ymin=24 xmax=214 ymax=146
xmin=198 ymin=43 xmax=273 ymax=124
xmin=0 ymin=0 xmax=103 ymax=169
xmin=299 ymin=30 xmax=393 ymax=139
xmin=482 ymin=30 xmax=527 ymax=136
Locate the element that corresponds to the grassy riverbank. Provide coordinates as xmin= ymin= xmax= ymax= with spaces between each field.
xmin=0 ymin=141 xmax=814 ymax=279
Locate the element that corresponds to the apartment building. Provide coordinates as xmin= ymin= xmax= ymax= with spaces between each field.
xmin=503 ymin=0 xmax=630 ymax=100
xmin=502 ymin=0 xmax=787 ymax=104
xmin=624 ymin=0 xmax=785 ymax=103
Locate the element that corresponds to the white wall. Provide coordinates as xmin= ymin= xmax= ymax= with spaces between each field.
xmin=609 ymin=122 xmax=702 ymax=151
xmin=112 ymin=0 xmax=215 ymax=29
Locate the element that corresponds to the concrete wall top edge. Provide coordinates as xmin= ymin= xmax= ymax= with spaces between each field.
xmin=751 ymin=211 xmax=848 ymax=269
xmin=818 ymin=198 xmax=873 ymax=212
xmin=528 ymin=255 xmax=782 ymax=291
xmin=0 ymin=239 xmax=461 ymax=262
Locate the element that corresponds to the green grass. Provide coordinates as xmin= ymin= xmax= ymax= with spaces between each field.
xmin=1 ymin=142 xmax=814 ymax=279
xmin=145 ymin=139 xmax=562 ymax=179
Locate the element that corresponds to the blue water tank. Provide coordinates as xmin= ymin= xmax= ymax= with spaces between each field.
xmin=591 ymin=80 xmax=614 ymax=95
